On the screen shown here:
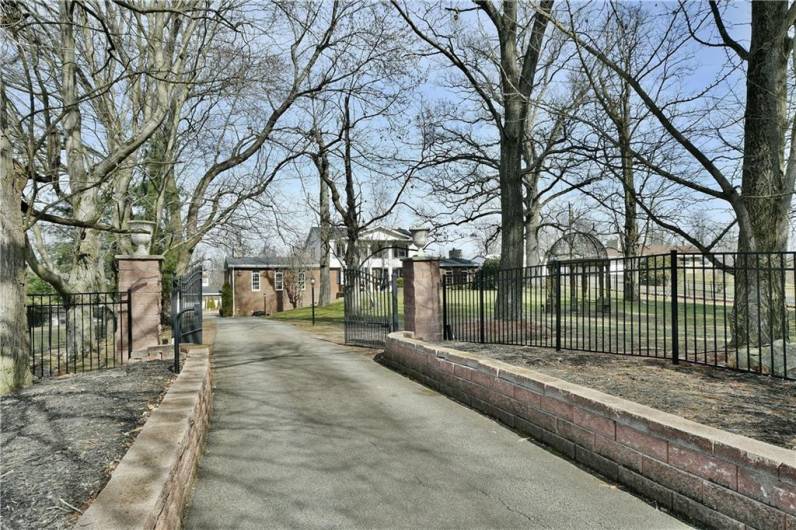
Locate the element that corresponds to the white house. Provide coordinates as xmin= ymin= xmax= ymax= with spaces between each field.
xmin=303 ymin=226 xmax=420 ymax=280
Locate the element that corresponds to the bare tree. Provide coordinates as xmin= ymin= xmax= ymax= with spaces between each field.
xmin=1 ymin=0 xmax=215 ymax=391
xmin=393 ymin=0 xmax=555 ymax=317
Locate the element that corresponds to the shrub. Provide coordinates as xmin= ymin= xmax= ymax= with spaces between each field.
xmin=473 ymin=257 xmax=500 ymax=290
xmin=396 ymin=277 xmax=404 ymax=288
xmin=220 ymin=282 xmax=233 ymax=317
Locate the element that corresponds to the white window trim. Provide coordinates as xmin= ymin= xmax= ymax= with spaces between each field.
xmin=298 ymin=272 xmax=306 ymax=291
xmin=251 ymin=271 xmax=261 ymax=292
xmin=275 ymin=271 xmax=284 ymax=291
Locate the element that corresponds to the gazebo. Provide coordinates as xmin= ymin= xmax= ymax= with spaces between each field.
xmin=544 ymin=231 xmax=611 ymax=313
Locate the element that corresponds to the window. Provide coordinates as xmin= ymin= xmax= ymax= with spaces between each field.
xmin=251 ymin=272 xmax=261 ymax=291
xmin=202 ymin=272 xmax=210 ymax=287
xmin=274 ymin=271 xmax=284 ymax=291
xmin=395 ymin=246 xmax=408 ymax=258
xmin=298 ymin=272 xmax=306 ymax=291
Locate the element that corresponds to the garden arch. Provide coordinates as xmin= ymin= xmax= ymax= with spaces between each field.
xmin=545 ymin=231 xmax=611 ymax=313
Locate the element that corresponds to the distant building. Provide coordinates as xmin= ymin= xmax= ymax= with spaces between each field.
xmin=201 ymin=268 xmax=223 ymax=311
xmin=224 ymin=226 xmax=478 ymax=316
xmin=224 ymin=256 xmax=340 ymax=317
xmin=303 ymin=226 xmax=418 ymax=281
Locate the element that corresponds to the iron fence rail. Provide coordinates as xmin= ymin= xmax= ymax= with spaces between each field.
xmin=442 ymin=251 xmax=795 ymax=380
xmin=26 ymin=291 xmax=132 ymax=379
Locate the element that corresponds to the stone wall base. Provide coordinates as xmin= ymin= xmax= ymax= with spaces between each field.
xmin=382 ymin=332 xmax=796 ymax=530
xmin=76 ymin=345 xmax=212 ymax=529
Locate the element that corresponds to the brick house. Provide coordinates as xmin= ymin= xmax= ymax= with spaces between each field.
xmin=224 ymin=257 xmax=344 ymax=317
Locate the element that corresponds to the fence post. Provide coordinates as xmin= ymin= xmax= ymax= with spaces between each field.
xmin=670 ymin=250 xmax=679 ymax=365
xmin=555 ymin=261 xmax=562 ymax=351
xmin=126 ymin=288 xmax=133 ymax=360
xmin=441 ymin=274 xmax=448 ymax=339
xmin=173 ymin=313 xmax=181 ymax=373
xmin=391 ymin=271 xmax=399 ymax=332
xmin=479 ymin=270 xmax=485 ymax=344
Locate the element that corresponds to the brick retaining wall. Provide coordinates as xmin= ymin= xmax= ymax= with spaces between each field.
xmin=76 ymin=345 xmax=212 ymax=529
xmin=383 ymin=332 xmax=796 ymax=530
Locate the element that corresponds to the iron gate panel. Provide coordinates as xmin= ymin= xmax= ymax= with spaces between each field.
xmin=171 ymin=263 xmax=203 ymax=371
xmin=344 ymin=269 xmax=399 ymax=347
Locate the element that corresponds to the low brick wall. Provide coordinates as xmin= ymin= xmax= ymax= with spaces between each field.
xmin=76 ymin=345 xmax=212 ymax=529
xmin=383 ymin=332 xmax=796 ymax=530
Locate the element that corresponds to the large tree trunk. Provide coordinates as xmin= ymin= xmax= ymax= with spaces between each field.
xmin=495 ymin=126 xmax=526 ymax=319
xmin=732 ymin=1 xmax=792 ymax=357
xmin=0 ymin=83 xmax=33 ymax=394
xmin=619 ymin=94 xmax=639 ymax=302
xmin=493 ymin=0 xmax=552 ymax=320
xmin=318 ymin=163 xmax=332 ymax=306
xmin=524 ymin=201 xmax=542 ymax=268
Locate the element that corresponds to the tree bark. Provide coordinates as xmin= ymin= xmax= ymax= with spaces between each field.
xmin=733 ymin=1 xmax=792 ymax=350
xmin=619 ymin=81 xmax=639 ymax=302
xmin=524 ymin=200 xmax=542 ymax=268
xmin=312 ymin=125 xmax=333 ymax=306
xmin=319 ymin=178 xmax=332 ymax=306
xmin=494 ymin=0 xmax=553 ymax=320
xmin=0 ymin=79 xmax=33 ymax=394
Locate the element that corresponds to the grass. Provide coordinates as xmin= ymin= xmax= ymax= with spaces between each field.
xmin=445 ymin=286 xmax=796 ymax=361
xmin=268 ymin=298 xmax=345 ymax=324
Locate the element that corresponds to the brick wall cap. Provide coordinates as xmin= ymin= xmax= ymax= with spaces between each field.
xmin=115 ymin=255 xmax=165 ymax=261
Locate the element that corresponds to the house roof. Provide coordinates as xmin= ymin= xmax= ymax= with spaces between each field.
xmin=225 ymin=256 xmax=319 ymax=269
xmin=202 ymin=269 xmax=224 ymax=294
xmin=440 ymin=256 xmax=479 ymax=268
xmin=605 ymin=244 xmax=699 ymax=258
xmin=305 ymin=226 xmax=413 ymax=243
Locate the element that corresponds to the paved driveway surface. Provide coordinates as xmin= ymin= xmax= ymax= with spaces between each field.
xmin=184 ymin=318 xmax=687 ymax=529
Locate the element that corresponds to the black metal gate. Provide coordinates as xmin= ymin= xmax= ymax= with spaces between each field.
xmin=171 ymin=264 xmax=203 ymax=371
xmin=344 ymin=269 xmax=400 ymax=347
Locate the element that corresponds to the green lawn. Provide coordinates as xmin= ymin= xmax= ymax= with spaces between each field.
xmin=269 ymin=298 xmax=345 ymax=324
xmin=268 ymin=289 xmax=405 ymax=325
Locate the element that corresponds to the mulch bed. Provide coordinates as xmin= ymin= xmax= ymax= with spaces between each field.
xmin=439 ymin=342 xmax=796 ymax=450
xmin=0 ymin=361 xmax=175 ymax=529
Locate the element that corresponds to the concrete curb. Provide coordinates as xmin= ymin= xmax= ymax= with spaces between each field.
xmin=382 ymin=332 xmax=796 ymax=530
xmin=76 ymin=346 xmax=212 ymax=530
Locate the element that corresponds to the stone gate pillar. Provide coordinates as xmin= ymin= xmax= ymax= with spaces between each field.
xmin=116 ymin=255 xmax=164 ymax=353
xmin=402 ymin=256 xmax=442 ymax=341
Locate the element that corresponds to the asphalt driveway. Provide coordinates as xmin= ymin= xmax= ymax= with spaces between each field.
xmin=184 ymin=318 xmax=687 ymax=529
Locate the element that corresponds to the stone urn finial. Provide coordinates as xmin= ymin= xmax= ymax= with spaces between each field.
xmin=129 ymin=220 xmax=155 ymax=256
xmin=410 ymin=226 xmax=429 ymax=257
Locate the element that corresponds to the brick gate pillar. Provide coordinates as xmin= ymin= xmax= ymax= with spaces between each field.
xmin=402 ymin=257 xmax=442 ymax=341
xmin=116 ymin=255 xmax=164 ymax=353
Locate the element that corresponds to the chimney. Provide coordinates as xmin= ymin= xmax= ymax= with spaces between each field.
xmin=449 ymin=248 xmax=462 ymax=259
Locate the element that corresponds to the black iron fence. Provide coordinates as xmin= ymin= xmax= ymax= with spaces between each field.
xmin=442 ymin=251 xmax=796 ymax=380
xmin=26 ymin=291 xmax=132 ymax=378
xmin=171 ymin=264 xmax=203 ymax=372
xmin=344 ymin=269 xmax=400 ymax=347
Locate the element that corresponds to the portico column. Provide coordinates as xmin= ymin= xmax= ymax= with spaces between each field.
xmin=116 ymin=254 xmax=164 ymax=353
xmin=402 ymin=256 xmax=442 ymax=341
